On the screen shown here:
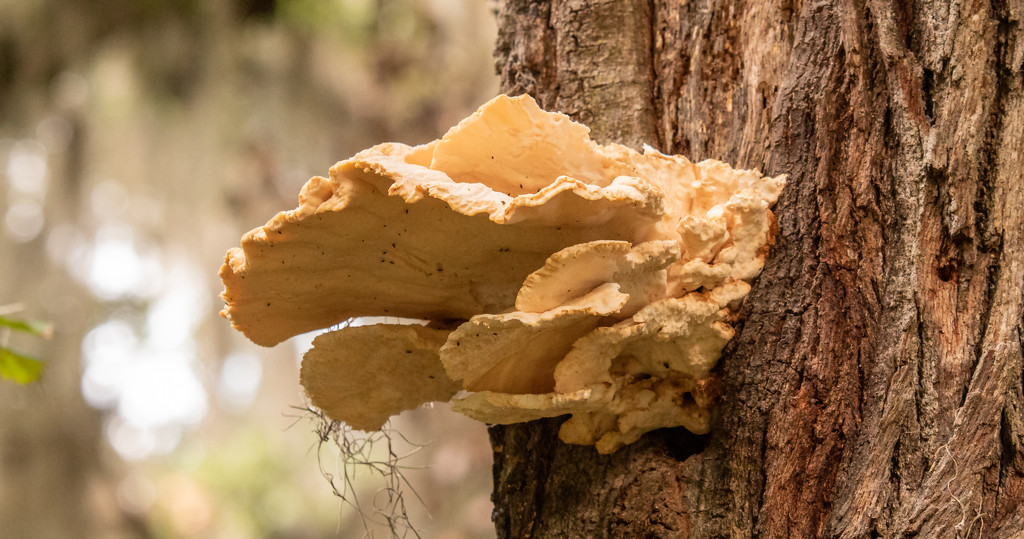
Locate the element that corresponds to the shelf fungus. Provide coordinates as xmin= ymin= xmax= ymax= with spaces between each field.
xmin=219 ymin=94 xmax=785 ymax=453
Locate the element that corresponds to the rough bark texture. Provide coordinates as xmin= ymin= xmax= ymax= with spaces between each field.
xmin=490 ymin=1 xmax=1024 ymax=537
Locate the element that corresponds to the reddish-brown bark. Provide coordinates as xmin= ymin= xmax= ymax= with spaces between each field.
xmin=490 ymin=1 xmax=1024 ymax=537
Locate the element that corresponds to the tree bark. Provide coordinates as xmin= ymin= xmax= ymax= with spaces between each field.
xmin=490 ymin=1 xmax=1024 ymax=537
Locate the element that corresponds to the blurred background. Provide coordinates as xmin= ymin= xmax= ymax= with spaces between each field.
xmin=0 ymin=0 xmax=499 ymax=536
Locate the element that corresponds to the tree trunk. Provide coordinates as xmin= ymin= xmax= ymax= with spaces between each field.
xmin=489 ymin=1 xmax=1024 ymax=537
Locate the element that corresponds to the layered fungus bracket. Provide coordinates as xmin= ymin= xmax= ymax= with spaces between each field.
xmin=219 ymin=94 xmax=785 ymax=454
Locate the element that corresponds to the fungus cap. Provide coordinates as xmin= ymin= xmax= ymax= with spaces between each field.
xmin=300 ymin=324 xmax=459 ymax=431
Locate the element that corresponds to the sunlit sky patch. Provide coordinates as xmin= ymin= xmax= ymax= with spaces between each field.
xmin=83 ymin=223 xmax=164 ymax=301
xmin=3 ymin=134 xmax=236 ymax=461
xmin=4 ymin=199 xmax=44 ymax=242
xmin=217 ymin=352 xmax=263 ymax=413
xmin=3 ymin=138 xmax=49 ymax=243
xmin=6 ymin=139 xmax=48 ymax=197
xmin=79 ymin=256 xmax=228 ymax=459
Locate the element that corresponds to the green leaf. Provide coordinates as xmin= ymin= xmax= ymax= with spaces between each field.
xmin=0 ymin=348 xmax=44 ymax=384
xmin=0 ymin=316 xmax=53 ymax=338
